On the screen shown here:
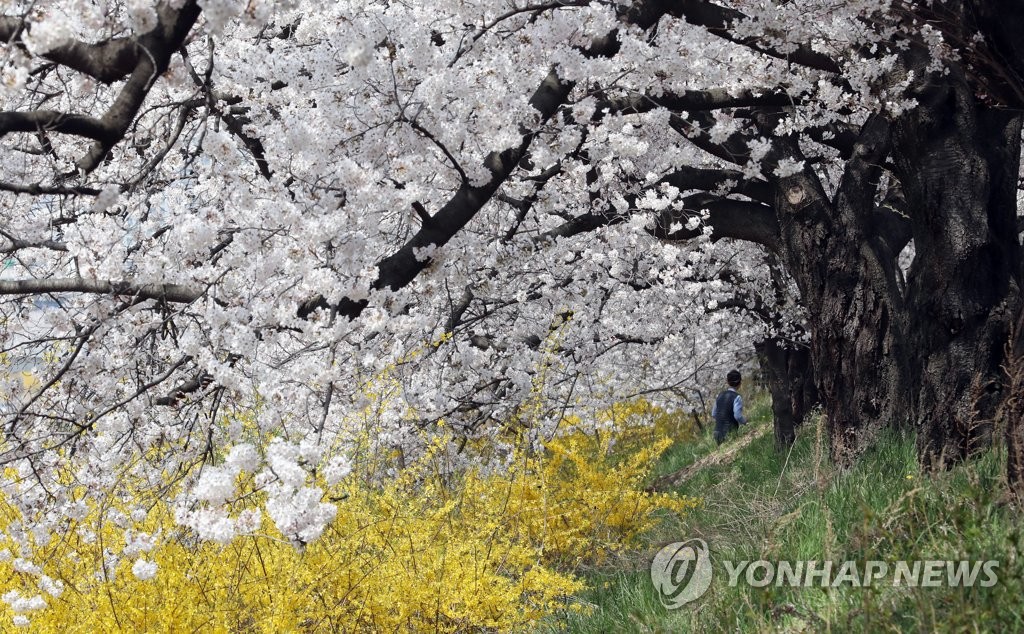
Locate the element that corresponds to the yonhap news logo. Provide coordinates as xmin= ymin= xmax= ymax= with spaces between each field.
xmin=650 ymin=539 xmax=713 ymax=608
xmin=650 ymin=538 xmax=999 ymax=609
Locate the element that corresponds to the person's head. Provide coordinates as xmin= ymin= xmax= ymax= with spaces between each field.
xmin=727 ymin=369 xmax=742 ymax=388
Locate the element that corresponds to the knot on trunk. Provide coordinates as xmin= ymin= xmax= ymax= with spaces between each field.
xmin=785 ymin=184 xmax=806 ymax=206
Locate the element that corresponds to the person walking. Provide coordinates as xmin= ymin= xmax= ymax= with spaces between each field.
xmin=712 ymin=370 xmax=747 ymax=445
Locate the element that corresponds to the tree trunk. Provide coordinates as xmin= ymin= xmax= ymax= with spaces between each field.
xmin=711 ymin=1 xmax=1024 ymax=480
xmin=892 ymin=71 xmax=1024 ymax=469
xmin=772 ymin=114 xmax=912 ymax=466
xmin=756 ymin=338 xmax=818 ymax=450
xmin=770 ymin=59 xmax=1023 ymax=475
xmin=808 ymin=251 xmax=910 ymax=465
xmin=756 ymin=339 xmax=796 ymax=449
xmin=788 ymin=344 xmax=818 ymax=427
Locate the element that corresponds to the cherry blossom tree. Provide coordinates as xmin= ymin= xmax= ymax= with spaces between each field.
xmin=0 ymin=0 xmax=1022 ymax=558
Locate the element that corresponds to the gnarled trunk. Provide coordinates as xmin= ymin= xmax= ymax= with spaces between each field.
xmin=771 ymin=59 xmax=1023 ymax=475
xmin=893 ymin=73 xmax=1024 ymax=469
xmin=772 ymin=115 xmax=913 ymax=465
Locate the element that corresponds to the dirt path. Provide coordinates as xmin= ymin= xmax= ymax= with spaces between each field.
xmin=646 ymin=424 xmax=771 ymax=492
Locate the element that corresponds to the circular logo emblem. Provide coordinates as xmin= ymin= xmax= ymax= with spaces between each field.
xmin=650 ymin=538 xmax=713 ymax=609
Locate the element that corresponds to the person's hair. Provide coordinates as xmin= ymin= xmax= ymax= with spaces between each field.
xmin=727 ymin=369 xmax=742 ymax=387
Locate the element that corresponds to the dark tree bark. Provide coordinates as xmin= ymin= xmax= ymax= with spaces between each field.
xmin=788 ymin=344 xmax=818 ymax=429
xmin=757 ymin=338 xmax=818 ymax=450
xmin=772 ymin=97 xmax=1022 ymax=470
xmin=765 ymin=113 xmax=913 ymax=465
xmin=757 ymin=338 xmax=796 ymax=449
xmin=760 ymin=11 xmax=1024 ymax=472
xmin=894 ymin=74 xmax=1024 ymax=469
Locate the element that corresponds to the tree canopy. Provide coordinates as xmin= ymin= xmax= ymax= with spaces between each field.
xmin=0 ymin=0 xmax=1022 ymax=581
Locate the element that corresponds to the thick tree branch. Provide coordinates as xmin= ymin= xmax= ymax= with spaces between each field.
xmin=654 ymin=193 xmax=780 ymax=250
xmin=154 ymin=369 xmax=213 ymax=406
xmin=298 ymin=0 xmax=678 ymax=321
xmin=0 ymin=16 xmax=140 ymax=84
xmin=220 ymin=110 xmax=272 ymax=180
xmin=669 ymin=0 xmax=842 ymax=74
xmin=0 ymin=278 xmax=202 ymax=303
xmin=659 ymin=165 xmax=772 ymax=204
xmin=596 ymin=87 xmax=796 ymax=116
xmin=669 ymin=111 xmax=756 ymax=166
xmin=0 ymin=181 xmax=101 ymax=196
xmin=0 ymin=111 xmax=113 ymax=142
xmin=0 ymin=3 xmax=203 ymax=179
xmin=538 ymin=171 xmax=780 ymax=250
xmin=0 ymin=228 xmax=68 ymax=254
xmin=76 ymin=1 xmax=203 ymax=173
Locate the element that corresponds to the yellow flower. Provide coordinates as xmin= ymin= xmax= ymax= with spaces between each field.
xmin=0 ymin=368 xmax=696 ymax=632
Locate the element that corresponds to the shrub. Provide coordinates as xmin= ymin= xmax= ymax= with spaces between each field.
xmin=0 ymin=401 xmax=697 ymax=632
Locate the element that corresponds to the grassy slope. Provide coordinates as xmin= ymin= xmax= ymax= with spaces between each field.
xmin=542 ymin=394 xmax=1024 ymax=633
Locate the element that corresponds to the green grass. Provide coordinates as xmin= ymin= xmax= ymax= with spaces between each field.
xmin=541 ymin=400 xmax=1024 ymax=633
xmin=648 ymin=390 xmax=774 ymax=484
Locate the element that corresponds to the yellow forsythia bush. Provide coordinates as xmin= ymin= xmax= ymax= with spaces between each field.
xmin=0 ymin=400 xmax=697 ymax=632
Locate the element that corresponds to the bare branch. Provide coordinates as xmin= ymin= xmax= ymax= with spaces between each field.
xmin=403 ymin=117 xmax=468 ymax=183
xmin=450 ymin=0 xmax=595 ymax=65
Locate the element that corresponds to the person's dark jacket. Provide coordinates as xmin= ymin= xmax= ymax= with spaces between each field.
xmin=712 ymin=387 xmax=746 ymax=443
